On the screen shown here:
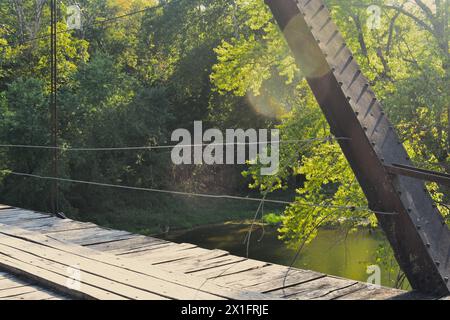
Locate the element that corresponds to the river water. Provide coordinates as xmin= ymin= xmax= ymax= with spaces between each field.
xmin=165 ymin=223 xmax=407 ymax=289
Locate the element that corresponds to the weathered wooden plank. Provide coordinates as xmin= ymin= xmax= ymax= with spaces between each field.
xmin=159 ymin=250 xmax=234 ymax=273
xmin=4 ymin=290 xmax=58 ymax=300
xmin=30 ymin=221 xmax=98 ymax=234
xmin=153 ymin=249 xmax=229 ymax=267
xmin=0 ymin=253 xmax=127 ymax=300
xmin=6 ymin=222 xmax=96 ymax=236
xmin=217 ymin=265 xmax=325 ymax=293
xmin=0 ymin=207 xmax=408 ymax=300
xmin=0 ymin=212 xmax=97 ymax=235
xmin=117 ymin=242 xmax=178 ymax=256
xmin=11 ymin=217 xmax=63 ymax=229
xmin=0 ymin=211 xmax=48 ymax=224
xmin=45 ymin=297 xmax=65 ymax=300
xmin=48 ymin=227 xmax=134 ymax=246
xmin=0 ymin=277 xmax=28 ymax=290
xmin=0 ymin=224 xmax=277 ymax=300
xmin=0 ymin=208 xmax=24 ymax=216
xmin=193 ymin=259 xmax=269 ymax=279
xmin=336 ymin=283 xmax=405 ymax=300
xmin=312 ymin=282 xmax=368 ymax=300
xmin=75 ymin=233 xmax=136 ymax=246
xmin=129 ymin=247 xmax=214 ymax=265
xmin=0 ymin=286 xmax=38 ymax=298
xmin=0 ymin=239 xmax=214 ymax=300
xmin=183 ymin=254 xmax=241 ymax=268
xmin=0 ymin=272 xmax=66 ymax=300
xmin=212 ymin=264 xmax=289 ymax=287
xmin=86 ymin=236 xmax=166 ymax=253
xmin=0 ymin=208 xmax=46 ymax=217
xmin=0 ymin=245 xmax=167 ymax=300
xmin=120 ymin=242 xmax=197 ymax=259
xmin=269 ymin=276 xmax=358 ymax=299
xmin=44 ymin=227 xmax=111 ymax=241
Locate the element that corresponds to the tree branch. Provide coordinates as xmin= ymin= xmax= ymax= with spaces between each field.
xmin=384 ymin=4 xmax=434 ymax=34
xmin=413 ymin=0 xmax=435 ymax=22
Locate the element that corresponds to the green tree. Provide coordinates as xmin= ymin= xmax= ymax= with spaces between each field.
xmin=0 ymin=78 xmax=52 ymax=210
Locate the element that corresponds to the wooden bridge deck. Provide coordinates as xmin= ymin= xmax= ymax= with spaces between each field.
xmin=0 ymin=204 xmax=443 ymax=300
xmin=0 ymin=271 xmax=66 ymax=300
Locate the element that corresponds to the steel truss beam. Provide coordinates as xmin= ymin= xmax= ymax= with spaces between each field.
xmin=265 ymin=0 xmax=450 ymax=295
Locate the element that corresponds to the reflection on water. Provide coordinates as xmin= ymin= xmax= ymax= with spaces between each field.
xmin=165 ymin=223 xmax=405 ymax=288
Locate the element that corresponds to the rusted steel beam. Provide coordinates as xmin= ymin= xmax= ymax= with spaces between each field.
xmin=265 ymin=0 xmax=450 ymax=295
xmin=386 ymin=164 xmax=450 ymax=187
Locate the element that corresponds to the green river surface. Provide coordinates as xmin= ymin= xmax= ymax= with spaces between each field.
xmin=165 ymin=223 xmax=407 ymax=289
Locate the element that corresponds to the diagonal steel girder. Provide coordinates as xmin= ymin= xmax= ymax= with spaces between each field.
xmin=265 ymin=0 xmax=450 ymax=295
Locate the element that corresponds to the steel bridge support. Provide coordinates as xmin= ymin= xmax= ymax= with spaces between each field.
xmin=265 ymin=0 xmax=450 ymax=295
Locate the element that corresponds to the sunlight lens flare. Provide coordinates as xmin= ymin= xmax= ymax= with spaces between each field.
xmin=246 ymin=90 xmax=290 ymax=120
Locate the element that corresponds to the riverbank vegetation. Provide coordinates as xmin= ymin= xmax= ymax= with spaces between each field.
xmin=0 ymin=0 xmax=448 ymax=288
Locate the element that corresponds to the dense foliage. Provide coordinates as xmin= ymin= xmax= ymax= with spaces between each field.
xmin=0 ymin=0 xmax=448 ymax=287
